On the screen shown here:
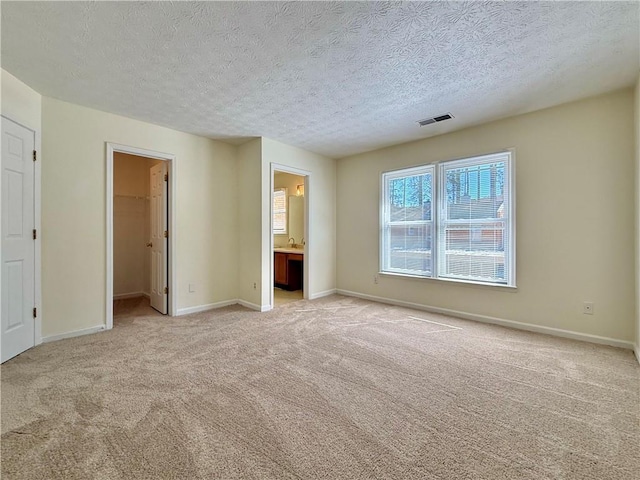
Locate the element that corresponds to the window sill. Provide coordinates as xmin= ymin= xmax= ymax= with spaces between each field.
xmin=378 ymin=271 xmax=518 ymax=291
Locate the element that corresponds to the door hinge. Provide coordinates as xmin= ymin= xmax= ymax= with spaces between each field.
xmin=163 ymin=230 xmax=168 ymax=238
xmin=33 ymin=307 xmax=37 ymax=318
xmin=163 ymin=287 xmax=168 ymax=294
xmin=33 ymin=150 xmax=37 ymax=162
xmin=164 ymin=173 xmax=168 ymax=181
xmin=33 ymin=229 xmax=37 ymax=240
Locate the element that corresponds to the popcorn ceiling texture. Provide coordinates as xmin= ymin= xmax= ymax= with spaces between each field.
xmin=1 ymin=1 xmax=638 ymax=157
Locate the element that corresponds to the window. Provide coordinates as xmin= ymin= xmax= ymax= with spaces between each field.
xmin=382 ymin=165 xmax=434 ymax=277
xmin=381 ymin=151 xmax=514 ymax=286
xmin=273 ymin=188 xmax=287 ymax=235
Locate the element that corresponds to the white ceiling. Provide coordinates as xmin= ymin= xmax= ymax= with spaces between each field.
xmin=2 ymin=1 xmax=638 ymax=158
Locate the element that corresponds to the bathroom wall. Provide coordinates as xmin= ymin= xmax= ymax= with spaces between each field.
xmin=273 ymin=171 xmax=305 ymax=247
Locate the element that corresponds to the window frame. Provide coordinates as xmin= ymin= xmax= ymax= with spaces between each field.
xmin=273 ymin=188 xmax=288 ymax=235
xmin=381 ymin=164 xmax=435 ymax=278
xmin=380 ymin=151 xmax=516 ymax=288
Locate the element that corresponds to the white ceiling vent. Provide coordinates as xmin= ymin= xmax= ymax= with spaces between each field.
xmin=417 ymin=113 xmax=454 ymax=126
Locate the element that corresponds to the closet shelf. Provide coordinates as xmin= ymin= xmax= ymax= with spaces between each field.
xmin=114 ymin=194 xmax=149 ymax=200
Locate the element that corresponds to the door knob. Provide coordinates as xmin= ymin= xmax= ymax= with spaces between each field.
xmin=146 ymin=242 xmax=153 ymax=247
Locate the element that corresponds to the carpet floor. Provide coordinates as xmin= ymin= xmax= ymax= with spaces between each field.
xmin=2 ymin=295 xmax=639 ymax=479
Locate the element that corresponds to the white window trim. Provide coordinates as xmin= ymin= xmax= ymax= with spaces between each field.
xmin=273 ymin=188 xmax=288 ymax=235
xmin=380 ymin=150 xmax=516 ymax=288
xmin=381 ymin=164 xmax=435 ymax=278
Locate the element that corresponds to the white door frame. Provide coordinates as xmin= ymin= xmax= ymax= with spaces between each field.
xmin=106 ymin=143 xmax=176 ymax=329
xmin=269 ymin=163 xmax=311 ymax=310
xmin=0 ymin=114 xmax=42 ymax=346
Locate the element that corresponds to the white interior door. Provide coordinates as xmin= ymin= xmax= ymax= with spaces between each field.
xmin=149 ymin=162 xmax=168 ymax=314
xmin=1 ymin=117 xmax=35 ymax=362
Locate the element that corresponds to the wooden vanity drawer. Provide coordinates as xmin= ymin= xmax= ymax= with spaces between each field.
xmin=288 ymin=253 xmax=303 ymax=262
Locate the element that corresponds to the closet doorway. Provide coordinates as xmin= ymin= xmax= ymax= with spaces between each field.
xmin=106 ymin=143 xmax=176 ymax=329
xmin=112 ymin=153 xmax=167 ymax=316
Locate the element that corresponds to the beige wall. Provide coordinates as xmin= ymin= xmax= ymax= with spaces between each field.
xmin=273 ymin=172 xmax=305 ymax=247
xmin=262 ymin=138 xmax=337 ymax=303
xmin=113 ymin=194 xmax=146 ymax=296
xmin=337 ymin=88 xmax=635 ymax=343
xmin=237 ymin=138 xmax=336 ymax=308
xmin=1 ymin=69 xmax=41 ymax=132
xmin=41 ymin=97 xmax=238 ymax=336
xmin=114 ymin=153 xmax=160 ymax=197
xmin=237 ymin=138 xmax=263 ymax=307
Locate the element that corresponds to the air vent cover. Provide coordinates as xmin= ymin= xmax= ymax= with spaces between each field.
xmin=418 ymin=113 xmax=454 ymax=126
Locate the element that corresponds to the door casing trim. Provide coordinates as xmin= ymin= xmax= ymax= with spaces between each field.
xmin=269 ymin=163 xmax=311 ymax=310
xmin=105 ymin=142 xmax=176 ymax=329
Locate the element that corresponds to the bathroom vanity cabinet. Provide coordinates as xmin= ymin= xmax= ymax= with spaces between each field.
xmin=274 ymin=251 xmax=303 ymax=291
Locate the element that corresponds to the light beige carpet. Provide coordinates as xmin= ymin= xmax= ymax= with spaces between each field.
xmin=2 ymin=295 xmax=638 ymax=479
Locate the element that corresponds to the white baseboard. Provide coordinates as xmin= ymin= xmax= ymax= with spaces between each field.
xmin=42 ymin=325 xmax=106 ymax=344
xmin=237 ymin=300 xmax=271 ymax=312
xmin=309 ymin=289 xmax=337 ymax=300
xmin=336 ymin=289 xmax=635 ymax=350
xmin=113 ymin=291 xmax=149 ymax=300
xmin=177 ymin=299 xmax=238 ymax=316
xmin=634 ymin=344 xmax=640 ymax=364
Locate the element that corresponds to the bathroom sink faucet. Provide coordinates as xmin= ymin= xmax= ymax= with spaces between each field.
xmin=288 ymin=238 xmax=295 ymax=247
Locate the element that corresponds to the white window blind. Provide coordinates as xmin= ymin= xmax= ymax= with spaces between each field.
xmin=438 ymin=153 xmax=512 ymax=285
xmin=382 ymin=165 xmax=434 ymax=277
xmin=273 ymin=188 xmax=287 ymax=235
xmin=381 ymin=152 xmax=514 ymax=287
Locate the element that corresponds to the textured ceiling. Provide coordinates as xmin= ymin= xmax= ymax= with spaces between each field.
xmin=2 ymin=1 xmax=638 ymax=158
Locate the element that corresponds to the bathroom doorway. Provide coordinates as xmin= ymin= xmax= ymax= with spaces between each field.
xmin=271 ymin=167 xmax=309 ymax=307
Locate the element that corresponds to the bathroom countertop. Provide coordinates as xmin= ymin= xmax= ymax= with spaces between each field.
xmin=274 ymin=247 xmax=304 ymax=255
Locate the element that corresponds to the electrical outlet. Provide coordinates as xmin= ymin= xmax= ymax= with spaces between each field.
xmin=373 ymin=274 xmax=379 ymax=284
xmin=189 ymin=283 xmax=195 ymax=293
xmin=253 ymin=282 xmax=257 ymax=290
xmin=583 ymin=302 xmax=594 ymax=315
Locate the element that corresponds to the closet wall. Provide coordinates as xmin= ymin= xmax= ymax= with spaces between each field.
xmin=113 ymin=153 xmax=163 ymax=297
